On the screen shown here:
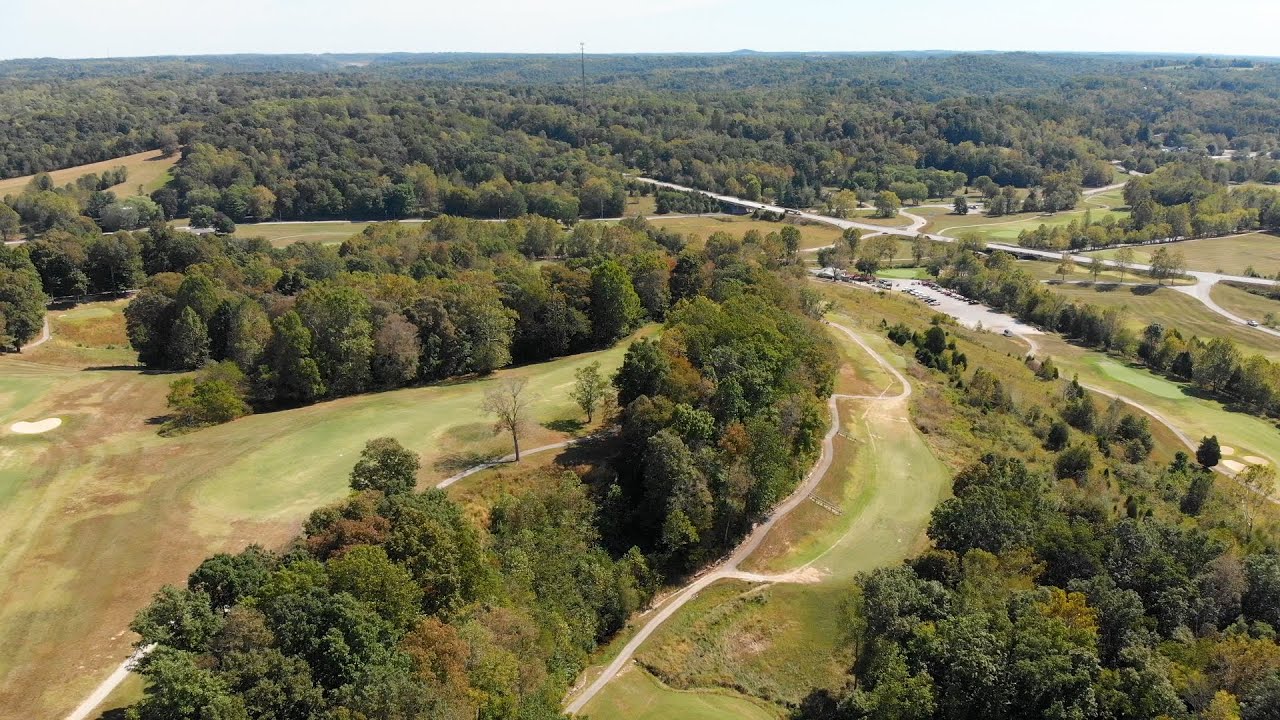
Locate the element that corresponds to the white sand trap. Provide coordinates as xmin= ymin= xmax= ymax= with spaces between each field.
xmin=1242 ymin=456 xmax=1268 ymax=466
xmin=1219 ymin=446 xmax=1236 ymax=455
xmin=1221 ymin=459 xmax=1246 ymax=473
xmin=10 ymin=418 xmax=62 ymax=434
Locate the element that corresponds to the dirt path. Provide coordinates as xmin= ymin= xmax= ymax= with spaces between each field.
xmin=19 ymin=317 xmax=50 ymax=352
xmin=563 ymin=320 xmax=910 ymax=715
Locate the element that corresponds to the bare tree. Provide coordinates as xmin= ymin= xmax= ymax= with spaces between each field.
xmin=483 ymin=377 xmax=534 ymax=461
xmin=1238 ymin=465 xmax=1276 ymax=538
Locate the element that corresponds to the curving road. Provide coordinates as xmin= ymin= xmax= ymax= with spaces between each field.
xmin=564 ymin=320 xmax=909 ymax=715
xmin=634 ymin=177 xmax=1280 ymax=337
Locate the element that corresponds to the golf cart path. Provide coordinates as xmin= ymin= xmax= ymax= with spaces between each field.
xmin=563 ymin=320 xmax=909 ymax=715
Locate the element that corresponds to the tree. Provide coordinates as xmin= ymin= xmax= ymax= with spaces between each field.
xmin=590 ymin=260 xmax=643 ymax=344
xmin=911 ymin=234 xmax=931 ymax=266
xmin=189 ymin=205 xmax=217 ymax=228
xmin=482 ymin=377 xmax=532 ymax=461
xmin=212 ymin=212 xmax=236 ymax=234
xmin=572 ymin=361 xmax=610 ymax=422
xmin=349 ymin=437 xmax=420 ymax=495
xmin=327 ymin=544 xmax=423 ymax=630
xmin=1198 ymin=435 xmax=1222 ymax=469
xmin=953 ymin=196 xmax=969 ymax=215
xmin=1238 ymin=465 xmax=1275 ymax=538
xmin=1114 ymin=246 xmax=1135 ymax=282
xmin=371 ymin=313 xmax=421 ymax=388
xmin=874 ymin=191 xmax=901 ymax=219
xmin=0 ymin=204 xmax=20 ymax=241
xmin=168 ymin=305 xmax=210 ymax=370
xmin=614 ymin=338 xmax=670 ymax=406
xmin=1087 ymin=256 xmax=1104 ymax=282
xmin=0 ymin=251 xmax=48 ymax=350
xmin=1056 ymin=252 xmax=1076 ymax=281
xmin=264 ymin=311 xmax=326 ymax=404
xmin=829 ymin=189 xmax=860 ymax=218
xmin=1149 ymin=247 xmax=1187 ymax=284
xmin=87 ymin=233 xmax=145 ymax=292
xmin=131 ymin=585 xmax=222 ymax=652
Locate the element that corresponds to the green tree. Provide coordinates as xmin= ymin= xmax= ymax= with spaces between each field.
xmin=327 ymin=545 xmax=423 ymax=630
xmin=953 ymin=196 xmax=969 ymax=215
xmin=168 ymin=305 xmax=210 ymax=370
xmin=1056 ymin=252 xmax=1076 ymax=281
xmin=590 ymin=259 xmax=643 ymax=344
xmin=349 ymin=437 xmax=420 ymax=495
xmin=131 ymin=585 xmax=223 ymax=652
xmin=1114 ymin=246 xmax=1135 ymax=282
xmin=1198 ymin=435 xmax=1222 ymax=468
xmin=264 ymin=310 xmax=326 ymax=404
xmin=0 ymin=248 xmax=48 ymax=350
xmin=874 ymin=190 xmax=901 ymax=219
xmin=572 ymin=360 xmax=610 ymax=422
xmin=296 ymin=284 xmax=374 ymax=396
xmin=132 ymin=647 xmax=243 ymax=720
xmin=614 ymin=338 xmax=670 ymax=406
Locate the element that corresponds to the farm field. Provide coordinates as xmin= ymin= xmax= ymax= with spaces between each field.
xmin=1211 ymin=283 xmax=1280 ymax=326
xmin=584 ymin=312 xmax=950 ymax=716
xmin=0 ymin=149 xmax=178 ymax=199
xmin=0 ymin=301 xmax=653 ymax=720
xmin=1085 ymin=232 xmax=1280 ymax=276
xmin=1041 ymin=281 xmax=1280 ymax=359
xmin=644 ymin=214 xmax=843 ymax=250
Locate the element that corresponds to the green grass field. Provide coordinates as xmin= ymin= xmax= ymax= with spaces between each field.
xmin=1017 ymin=259 xmax=1195 ymax=286
xmin=851 ymin=209 xmax=913 ymax=228
xmin=1085 ymin=233 xmax=1280 ymax=276
xmin=0 ymin=302 xmax=652 ymax=720
xmin=0 ymin=149 xmax=178 ymax=200
xmin=1211 ymin=284 xmax=1280 ymax=327
xmin=1042 ymin=281 xmax=1280 ymax=360
xmin=929 ymin=207 xmax=1129 ymax=242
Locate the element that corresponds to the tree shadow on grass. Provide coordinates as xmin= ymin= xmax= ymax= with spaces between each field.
xmin=1130 ymin=284 xmax=1161 ymax=296
xmin=543 ymin=418 xmax=585 ymax=434
xmin=434 ymin=450 xmax=506 ymax=475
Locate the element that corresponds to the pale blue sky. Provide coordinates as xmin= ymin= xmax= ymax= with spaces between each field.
xmin=4 ymin=0 xmax=1279 ymax=60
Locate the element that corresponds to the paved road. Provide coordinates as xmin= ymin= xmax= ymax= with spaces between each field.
xmin=633 ymin=177 xmax=1280 ymax=337
xmin=564 ymin=320 xmax=909 ymax=715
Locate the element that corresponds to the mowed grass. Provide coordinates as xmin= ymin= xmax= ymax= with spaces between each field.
xmin=0 ymin=303 xmax=653 ymax=720
xmin=0 ymin=149 xmax=178 ymax=199
xmin=1042 ymin=282 xmax=1280 ymax=360
xmin=928 ymin=207 xmax=1128 ymax=242
xmin=645 ymin=215 xmax=844 ymax=250
xmin=1036 ymin=334 xmax=1280 ymax=470
xmin=222 ymin=220 xmax=386 ymax=248
xmin=1085 ymin=233 xmax=1280 ymax=277
xmin=1211 ymin=284 xmax=1280 ymax=326
xmin=1018 ymin=259 xmax=1195 ymax=286
xmin=581 ymin=661 xmax=783 ymax=720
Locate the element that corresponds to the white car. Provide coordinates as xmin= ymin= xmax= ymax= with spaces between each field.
xmin=1247 ymin=319 xmax=1260 ymax=327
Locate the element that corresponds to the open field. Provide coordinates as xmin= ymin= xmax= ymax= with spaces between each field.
xmin=0 ymin=302 xmax=653 ymax=720
xmin=203 ymin=220 xmax=380 ymax=247
xmin=1017 ymin=259 xmax=1195 ymax=286
xmin=850 ymin=208 xmax=913 ymax=228
xmin=1042 ymin=281 xmax=1280 ymax=359
xmin=1211 ymin=283 xmax=1280 ymax=327
xmin=645 ymin=215 xmax=844 ymax=250
xmin=1085 ymin=232 xmax=1280 ymax=277
xmin=0 ymin=149 xmax=178 ymax=200
xmin=623 ymin=194 xmax=659 ymax=217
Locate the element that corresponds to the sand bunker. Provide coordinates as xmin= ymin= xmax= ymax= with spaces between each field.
xmin=1221 ymin=459 xmax=1246 ymax=473
xmin=1219 ymin=446 xmax=1236 ymax=456
xmin=10 ymin=418 xmax=62 ymax=434
xmin=1242 ymin=456 xmax=1268 ymax=466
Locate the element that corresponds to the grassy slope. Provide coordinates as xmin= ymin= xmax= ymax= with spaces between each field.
xmin=1086 ymin=232 xmax=1280 ymax=276
xmin=0 ymin=150 xmax=178 ymax=199
xmin=587 ymin=305 xmax=952 ymax=714
xmin=584 ymin=662 xmax=783 ymax=720
xmin=1041 ymin=281 xmax=1280 ymax=360
xmin=0 ymin=301 xmax=652 ymax=720
xmin=1211 ymin=283 xmax=1280 ymax=326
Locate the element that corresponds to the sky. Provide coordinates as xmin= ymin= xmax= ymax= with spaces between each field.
xmin=4 ymin=0 xmax=1280 ymax=60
